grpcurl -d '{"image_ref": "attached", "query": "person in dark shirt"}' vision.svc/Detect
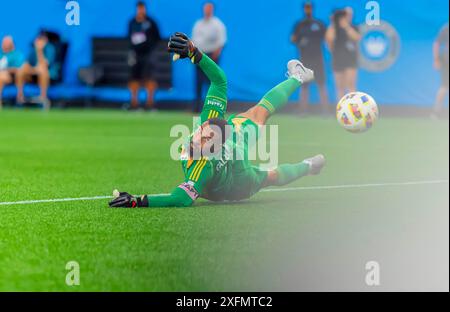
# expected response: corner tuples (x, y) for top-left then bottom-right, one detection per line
(432, 23), (449, 118)
(291, 1), (328, 114)
(128, 1), (161, 110)
(326, 8), (361, 101)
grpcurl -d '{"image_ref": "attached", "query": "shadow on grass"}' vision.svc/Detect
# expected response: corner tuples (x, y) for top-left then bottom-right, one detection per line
(194, 198), (282, 208)
(108, 197), (294, 210)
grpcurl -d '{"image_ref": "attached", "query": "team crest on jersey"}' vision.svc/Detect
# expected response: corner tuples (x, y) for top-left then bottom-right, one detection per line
(311, 23), (320, 32)
(215, 144), (231, 172)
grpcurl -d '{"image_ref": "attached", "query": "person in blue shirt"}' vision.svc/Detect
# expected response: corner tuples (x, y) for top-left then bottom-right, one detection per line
(15, 32), (58, 109)
(0, 36), (24, 108)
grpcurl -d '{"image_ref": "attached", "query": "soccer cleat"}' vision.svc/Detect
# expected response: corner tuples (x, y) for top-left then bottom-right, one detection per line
(41, 98), (51, 111)
(303, 154), (326, 175)
(286, 59), (314, 84)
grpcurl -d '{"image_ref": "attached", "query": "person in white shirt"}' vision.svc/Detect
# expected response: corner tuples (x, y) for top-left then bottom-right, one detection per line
(192, 2), (227, 112)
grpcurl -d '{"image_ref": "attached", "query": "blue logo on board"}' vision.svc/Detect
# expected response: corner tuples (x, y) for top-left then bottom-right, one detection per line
(358, 21), (400, 72)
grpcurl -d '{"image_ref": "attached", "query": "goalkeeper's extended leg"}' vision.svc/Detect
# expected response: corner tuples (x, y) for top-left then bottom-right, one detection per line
(239, 60), (314, 125)
(263, 154), (326, 188)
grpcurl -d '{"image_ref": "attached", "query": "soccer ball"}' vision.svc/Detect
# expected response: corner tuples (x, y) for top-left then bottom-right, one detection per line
(336, 92), (379, 133)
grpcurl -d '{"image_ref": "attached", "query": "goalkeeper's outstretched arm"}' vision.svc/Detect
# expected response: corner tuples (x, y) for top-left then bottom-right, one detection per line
(197, 54), (228, 122)
(109, 186), (195, 208)
(109, 160), (213, 208)
(168, 32), (227, 121)
(145, 187), (194, 207)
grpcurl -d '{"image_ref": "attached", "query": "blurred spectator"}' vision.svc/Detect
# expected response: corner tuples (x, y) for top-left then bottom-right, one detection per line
(326, 8), (361, 100)
(192, 2), (227, 112)
(127, 1), (161, 110)
(0, 36), (24, 108)
(291, 1), (328, 114)
(15, 31), (59, 109)
(431, 23), (449, 118)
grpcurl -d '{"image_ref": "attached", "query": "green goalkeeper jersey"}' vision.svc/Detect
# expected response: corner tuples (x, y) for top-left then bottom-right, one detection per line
(145, 54), (267, 207)
(179, 114), (266, 202)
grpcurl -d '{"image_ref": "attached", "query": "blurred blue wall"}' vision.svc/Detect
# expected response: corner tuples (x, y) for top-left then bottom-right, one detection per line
(0, 0), (448, 105)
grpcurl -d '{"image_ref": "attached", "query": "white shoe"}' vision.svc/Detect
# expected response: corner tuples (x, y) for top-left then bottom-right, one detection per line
(287, 60), (314, 84)
(42, 98), (51, 111)
(303, 154), (326, 175)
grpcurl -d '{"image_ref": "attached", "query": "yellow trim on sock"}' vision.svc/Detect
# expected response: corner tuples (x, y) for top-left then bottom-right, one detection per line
(258, 98), (275, 113)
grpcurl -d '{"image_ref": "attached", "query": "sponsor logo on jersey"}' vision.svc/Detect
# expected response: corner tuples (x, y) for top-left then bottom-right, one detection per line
(206, 99), (225, 110)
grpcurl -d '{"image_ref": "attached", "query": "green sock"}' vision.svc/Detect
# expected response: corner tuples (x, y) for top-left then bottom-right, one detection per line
(274, 162), (310, 186)
(257, 78), (301, 115)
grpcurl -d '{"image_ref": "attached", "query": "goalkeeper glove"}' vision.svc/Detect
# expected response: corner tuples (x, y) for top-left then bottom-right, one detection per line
(109, 190), (148, 208)
(167, 32), (203, 64)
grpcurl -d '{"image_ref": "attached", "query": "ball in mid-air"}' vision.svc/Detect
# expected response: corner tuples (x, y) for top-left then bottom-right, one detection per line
(336, 92), (378, 133)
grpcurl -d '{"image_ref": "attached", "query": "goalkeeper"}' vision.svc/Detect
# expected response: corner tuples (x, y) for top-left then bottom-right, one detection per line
(109, 32), (325, 208)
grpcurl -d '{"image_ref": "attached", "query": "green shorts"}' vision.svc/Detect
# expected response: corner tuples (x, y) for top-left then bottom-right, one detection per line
(227, 165), (268, 201)
(203, 115), (267, 202)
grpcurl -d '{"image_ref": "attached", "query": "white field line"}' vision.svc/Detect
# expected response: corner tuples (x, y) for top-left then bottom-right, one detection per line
(261, 179), (449, 192)
(0, 179), (447, 207)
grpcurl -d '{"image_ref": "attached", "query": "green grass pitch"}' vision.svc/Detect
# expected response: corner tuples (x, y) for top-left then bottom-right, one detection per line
(0, 109), (448, 291)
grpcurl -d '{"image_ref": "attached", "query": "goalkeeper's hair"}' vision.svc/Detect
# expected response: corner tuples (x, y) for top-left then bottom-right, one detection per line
(208, 118), (230, 145)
